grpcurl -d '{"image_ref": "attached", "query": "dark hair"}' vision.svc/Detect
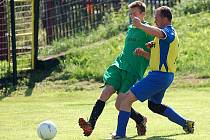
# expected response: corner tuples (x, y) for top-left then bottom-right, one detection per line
(157, 6), (172, 21)
(128, 1), (146, 13)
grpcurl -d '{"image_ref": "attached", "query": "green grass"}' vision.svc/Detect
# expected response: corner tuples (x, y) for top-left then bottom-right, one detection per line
(0, 52), (32, 78)
(0, 60), (10, 79)
(174, 12), (210, 77)
(46, 12), (210, 84)
(2, 3), (210, 82)
(16, 53), (32, 71)
(0, 2), (210, 140)
(174, 0), (210, 16)
(0, 84), (210, 140)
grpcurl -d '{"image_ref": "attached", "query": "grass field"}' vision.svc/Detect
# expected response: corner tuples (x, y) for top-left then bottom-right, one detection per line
(0, 80), (210, 140)
(0, 1), (210, 140)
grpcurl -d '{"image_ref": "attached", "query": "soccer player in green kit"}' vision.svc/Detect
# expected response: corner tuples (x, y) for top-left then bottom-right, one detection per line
(78, 1), (153, 136)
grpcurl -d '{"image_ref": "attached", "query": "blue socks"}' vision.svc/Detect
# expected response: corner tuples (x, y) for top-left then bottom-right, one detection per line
(116, 111), (131, 137)
(116, 106), (186, 137)
(163, 106), (186, 127)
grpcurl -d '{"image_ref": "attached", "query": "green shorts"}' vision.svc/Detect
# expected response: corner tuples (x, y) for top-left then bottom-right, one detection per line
(103, 65), (138, 93)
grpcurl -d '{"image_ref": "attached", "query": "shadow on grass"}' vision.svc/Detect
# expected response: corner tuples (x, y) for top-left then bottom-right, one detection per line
(146, 133), (186, 140)
(65, 103), (94, 106)
(103, 133), (186, 140)
(0, 58), (62, 100)
(0, 90), (14, 101)
(129, 133), (186, 140)
(24, 58), (61, 96)
(0, 80), (16, 101)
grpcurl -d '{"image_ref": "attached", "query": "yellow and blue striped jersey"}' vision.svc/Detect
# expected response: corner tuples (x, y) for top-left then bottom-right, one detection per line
(149, 25), (179, 73)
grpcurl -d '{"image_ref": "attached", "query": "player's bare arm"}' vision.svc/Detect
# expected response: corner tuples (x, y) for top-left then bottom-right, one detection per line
(133, 17), (165, 39)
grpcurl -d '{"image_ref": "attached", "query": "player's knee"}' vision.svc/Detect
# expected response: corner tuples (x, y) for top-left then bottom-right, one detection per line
(121, 93), (133, 106)
(99, 87), (115, 102)
(99, 93), (109, 102)
(115, 94), (126, 111)
(148, 101), (167, 115)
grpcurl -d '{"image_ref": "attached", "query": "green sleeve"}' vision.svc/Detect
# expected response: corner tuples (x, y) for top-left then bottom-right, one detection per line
(147, 33), (154, 42)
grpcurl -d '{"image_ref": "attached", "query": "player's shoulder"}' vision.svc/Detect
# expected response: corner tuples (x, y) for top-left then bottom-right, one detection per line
(162, 25), (177, 36)
(164, 25), (176, 32)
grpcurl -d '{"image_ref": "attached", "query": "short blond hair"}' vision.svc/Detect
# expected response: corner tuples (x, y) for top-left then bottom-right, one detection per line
(128, 1), (146, 13)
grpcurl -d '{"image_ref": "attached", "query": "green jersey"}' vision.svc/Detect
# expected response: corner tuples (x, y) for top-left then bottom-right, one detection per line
(113, 23), (154, 79)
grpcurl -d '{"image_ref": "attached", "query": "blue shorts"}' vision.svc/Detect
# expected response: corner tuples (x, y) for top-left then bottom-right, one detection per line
(130, 71), (174, 104)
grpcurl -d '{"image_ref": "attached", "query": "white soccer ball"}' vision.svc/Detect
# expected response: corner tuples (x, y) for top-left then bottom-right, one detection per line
(37, 120), (57, 140)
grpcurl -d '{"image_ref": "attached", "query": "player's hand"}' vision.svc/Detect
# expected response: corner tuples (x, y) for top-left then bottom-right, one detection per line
(132, 17), (141, 28)
(134, 48), (145, 56)
(146, 41), (154, 49)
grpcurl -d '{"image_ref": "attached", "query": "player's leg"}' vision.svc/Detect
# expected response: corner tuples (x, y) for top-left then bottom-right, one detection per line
(115, 70), (147, 136)
(115, 94), (147, 135)
(147, 72), (188, 128)
(79, 85), (115, 136)
(88, 85), (115, 128)
(148, 74), (194, 133)
(148, 99), (186, 126)
(115, 94), (145, 124)
(114, 71), (160, 138)
(79, 65), (120, 136)
(88, 65), (122, 128)
(114, 91), (137, 138)
(148, 100), (194, 133)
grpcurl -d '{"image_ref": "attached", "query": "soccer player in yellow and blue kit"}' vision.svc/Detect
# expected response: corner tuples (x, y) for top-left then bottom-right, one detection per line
(112, 6), (195, 139)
